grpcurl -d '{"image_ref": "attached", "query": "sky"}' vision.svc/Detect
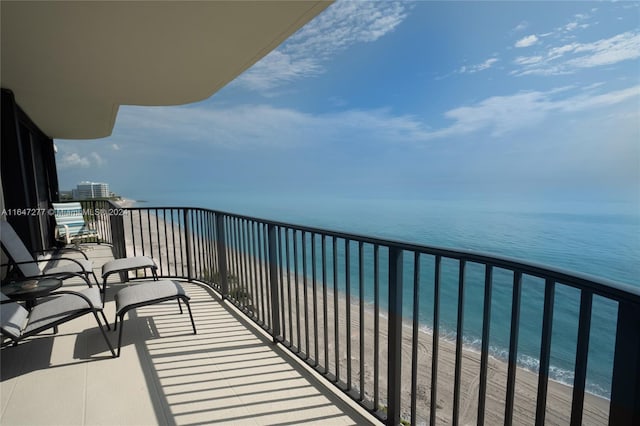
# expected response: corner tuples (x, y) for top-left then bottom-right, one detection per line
(56, 1), (640, 208)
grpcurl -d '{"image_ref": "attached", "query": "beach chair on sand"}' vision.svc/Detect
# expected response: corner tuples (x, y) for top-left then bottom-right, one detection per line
(52, 202), (100, 245)
(0, 220), (99, 287)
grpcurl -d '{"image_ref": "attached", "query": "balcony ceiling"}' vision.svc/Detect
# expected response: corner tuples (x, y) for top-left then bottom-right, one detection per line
(0, 1), (331, 139)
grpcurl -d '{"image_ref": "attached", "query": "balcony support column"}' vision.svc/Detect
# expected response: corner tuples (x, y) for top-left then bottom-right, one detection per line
(609, 300), (640, 425)
(387, 246), (403, 426)
(267, 224), (281, 344)
(215, 214), (229, 299)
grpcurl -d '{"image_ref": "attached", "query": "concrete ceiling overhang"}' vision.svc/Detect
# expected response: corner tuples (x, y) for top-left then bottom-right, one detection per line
(1, 1), (331, 139)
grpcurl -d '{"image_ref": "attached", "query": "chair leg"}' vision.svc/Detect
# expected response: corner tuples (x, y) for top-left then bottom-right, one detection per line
(117, 314), (125, 358)
(101, 279), (108, 304)
(183, 297), (197, 335)
(91, 271), (100, 286)
(92, 310), (116, 358)
(177, 298), (183, 314)
(99, 310), (110, 331)
(81, 274), (92, 287)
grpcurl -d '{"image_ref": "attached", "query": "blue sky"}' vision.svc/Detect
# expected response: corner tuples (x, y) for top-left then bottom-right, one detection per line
(56, 1), (639, 207)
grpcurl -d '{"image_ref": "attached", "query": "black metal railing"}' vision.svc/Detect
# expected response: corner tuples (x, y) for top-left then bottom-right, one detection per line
(85, 201), (640, 425)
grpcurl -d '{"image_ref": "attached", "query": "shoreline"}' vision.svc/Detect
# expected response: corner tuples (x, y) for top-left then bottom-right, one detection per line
(283, 277), (610, 424)
(113, 197), (137, 208)
(121, 207), (610, 424)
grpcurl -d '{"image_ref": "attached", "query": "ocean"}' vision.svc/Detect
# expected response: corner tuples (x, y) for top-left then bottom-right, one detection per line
(129, 189), (639, 398)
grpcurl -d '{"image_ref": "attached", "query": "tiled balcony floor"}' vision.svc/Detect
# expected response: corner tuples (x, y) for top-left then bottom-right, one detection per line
(1, 245), (375, 425)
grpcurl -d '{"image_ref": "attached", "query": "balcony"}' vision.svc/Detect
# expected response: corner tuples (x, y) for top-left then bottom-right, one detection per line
(2, 200), (639, 425)
(0, 244), (374, 425)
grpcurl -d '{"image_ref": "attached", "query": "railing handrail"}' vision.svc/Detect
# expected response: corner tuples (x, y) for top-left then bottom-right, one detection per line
(117, 204), (640, 303)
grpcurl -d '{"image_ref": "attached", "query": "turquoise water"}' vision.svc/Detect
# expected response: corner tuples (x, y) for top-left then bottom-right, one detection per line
(132, 189), (639, 398)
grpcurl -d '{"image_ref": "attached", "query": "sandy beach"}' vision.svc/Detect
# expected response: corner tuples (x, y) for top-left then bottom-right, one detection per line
(119, 208), (610, 425)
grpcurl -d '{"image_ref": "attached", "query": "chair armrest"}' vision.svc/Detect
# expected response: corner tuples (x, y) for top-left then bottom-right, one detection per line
(35, 247), (90, 260)
(1, 259), (92, 286)
(7, 257), (88, 271)
(46, 289), (101, 309)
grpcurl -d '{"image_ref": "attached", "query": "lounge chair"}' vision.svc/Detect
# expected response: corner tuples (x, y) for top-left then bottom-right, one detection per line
(52, 202), (100, 245)
(113, 280), (196, 357)
(0, 220), (99, 287)
(0, 289), (116, 357)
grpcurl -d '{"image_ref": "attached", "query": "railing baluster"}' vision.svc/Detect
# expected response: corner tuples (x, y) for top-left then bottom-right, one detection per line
(302, 232), (310, 358)
(215, 213), (228, 298)
(359, 241), (365, 401)
(278, 227), (286, 342)
(453, 259), (466, 425)
(178, 210), (186, 278)
(374, 244), (380, 412)
(263, 223), (271, 328)
(250, 221), (259, 318)
(241, 220), (250, 306)
(170, 210), (178, 277)
(321, 234), (327, 369)
(387, 246), (403, 426)
(199, 211), (205, 280)
(155, 208), (162, 274)
(205, 211), (213, 284)
(333, 237), (340, 383)
(286, 229), (293, 347)
(410, 252), (421, 426)
(234, 219), (241, 299)
(183, 209), (192, 282)
(570, 290), (593, 426)
(147, 210), (153, 276)
(267, 224), (280, 343)
(609, 300), (640, 425)
(138, 209), (144, 256)
(312, 233), (319, 366)
(430, 255), (441, 426)
(345, 239), (352, 390)
(162, 209), (169, 276)
(294, 230), (301, 352)
(504, 271), (523, 426)
(535, 279), (555, 426)
(478, 265), (493, 425)
(130, 210), (137, 258)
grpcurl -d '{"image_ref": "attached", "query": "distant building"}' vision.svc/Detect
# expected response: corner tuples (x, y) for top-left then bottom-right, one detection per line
(72, 181), (109, 200)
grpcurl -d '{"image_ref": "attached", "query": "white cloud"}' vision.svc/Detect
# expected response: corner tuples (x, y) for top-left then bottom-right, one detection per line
(236, 0), (408, 92)
(556, 85), (640, 112)
(459, 57), (499, 74)
(115, 85), (639, 149)
(428, 85), (640, 139)
(58, 151), (105, 169)
(513, 21), (528, 32)
(58, 153), (91, 169)
(90, 152), (105, 166)
(568, 32), (640, 67)
(515, 35), (539, 48)
(514, 56), (544, 66)
(117, 104), (429, 150)
(513, 31), (640, 76)
(565, 22), (579, 31)
(111, 144), (120, 150)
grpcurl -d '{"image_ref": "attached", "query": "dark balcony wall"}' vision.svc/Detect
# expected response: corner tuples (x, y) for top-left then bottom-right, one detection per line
(1, 89), (59, 252)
